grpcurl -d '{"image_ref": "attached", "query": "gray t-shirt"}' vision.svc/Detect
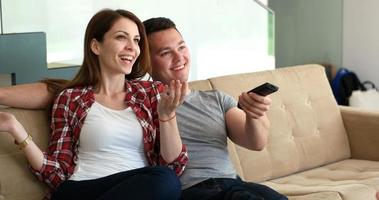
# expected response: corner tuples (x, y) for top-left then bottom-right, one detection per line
(177, 90), (238, 189)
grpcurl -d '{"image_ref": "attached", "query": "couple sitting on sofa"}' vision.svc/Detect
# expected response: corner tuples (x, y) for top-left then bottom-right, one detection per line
(0, 8), (287, 200)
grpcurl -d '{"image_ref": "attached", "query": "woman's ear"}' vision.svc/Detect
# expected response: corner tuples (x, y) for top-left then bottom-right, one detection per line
(90, 39), (100, 55)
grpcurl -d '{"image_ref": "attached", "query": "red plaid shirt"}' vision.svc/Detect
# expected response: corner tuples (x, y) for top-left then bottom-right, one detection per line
(31, 80), (188, 191)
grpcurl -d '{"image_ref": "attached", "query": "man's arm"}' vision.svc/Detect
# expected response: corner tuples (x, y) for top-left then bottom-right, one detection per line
(225, 92), (271, 151)
(0, 82), (53, 109)
(225, 108), (269, 150)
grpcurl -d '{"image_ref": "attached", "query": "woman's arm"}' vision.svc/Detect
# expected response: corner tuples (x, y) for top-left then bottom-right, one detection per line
(157, 80), (186, 162)
(31, 89), (77, 188)
(0, 112), (44, 170)
(0, 82), (53, 109)
(151, 80), (188, 176)
(0, 89), (78, 188)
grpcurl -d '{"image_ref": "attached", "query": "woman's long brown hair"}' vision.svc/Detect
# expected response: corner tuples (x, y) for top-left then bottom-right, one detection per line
(44, 9), (151, 98)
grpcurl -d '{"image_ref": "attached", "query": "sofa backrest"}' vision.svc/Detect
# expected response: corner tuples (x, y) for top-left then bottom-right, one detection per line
(204, 64), (351, 182)
(0, 64), (351, 199)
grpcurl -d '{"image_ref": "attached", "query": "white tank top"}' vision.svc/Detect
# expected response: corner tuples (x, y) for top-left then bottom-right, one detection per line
(69, 101), (148, 181)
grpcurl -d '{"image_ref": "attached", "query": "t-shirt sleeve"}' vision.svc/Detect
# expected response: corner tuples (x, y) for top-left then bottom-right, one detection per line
(218, 90), (238, 112)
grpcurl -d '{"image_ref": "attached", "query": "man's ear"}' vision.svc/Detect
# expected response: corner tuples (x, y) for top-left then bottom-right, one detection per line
(90, 39), (100, 55)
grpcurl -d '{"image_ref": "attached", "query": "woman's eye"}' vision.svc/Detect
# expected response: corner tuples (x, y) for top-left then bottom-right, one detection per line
(160, 52), (169, 57)
(134, 38), (140, 43)
(116, 35), (126, 40)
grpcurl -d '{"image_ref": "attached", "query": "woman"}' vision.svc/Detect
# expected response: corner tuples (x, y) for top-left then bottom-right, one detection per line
(0, 9), (188, 200)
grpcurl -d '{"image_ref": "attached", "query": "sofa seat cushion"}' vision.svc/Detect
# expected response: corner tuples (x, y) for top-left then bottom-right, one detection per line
(0, 153), (46, 200)
(262, 159), (379, 200)
(287, 191), (342, 200)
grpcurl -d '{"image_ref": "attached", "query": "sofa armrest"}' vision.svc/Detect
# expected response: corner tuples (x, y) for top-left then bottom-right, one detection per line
(340, 106), (379, 161)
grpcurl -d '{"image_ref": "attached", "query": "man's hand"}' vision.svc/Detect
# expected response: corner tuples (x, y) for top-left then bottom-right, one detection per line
(226, 92), (272, 151)
(238, 92), (272, 119)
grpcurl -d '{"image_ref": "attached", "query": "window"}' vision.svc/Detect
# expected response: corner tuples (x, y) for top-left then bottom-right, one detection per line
(1, 0), (274, 80)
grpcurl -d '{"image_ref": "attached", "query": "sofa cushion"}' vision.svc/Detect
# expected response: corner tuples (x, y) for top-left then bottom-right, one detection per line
(263, 159), (379, 200)
(287, 191), (342, 200)
(188, 79), (213, 91)
(208, 65), (351, 182)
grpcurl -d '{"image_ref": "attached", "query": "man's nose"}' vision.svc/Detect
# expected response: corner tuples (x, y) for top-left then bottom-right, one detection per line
(173, 51), (184, 63)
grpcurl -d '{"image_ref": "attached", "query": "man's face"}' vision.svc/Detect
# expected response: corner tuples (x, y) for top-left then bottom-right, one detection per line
(148, 28), (190, 84)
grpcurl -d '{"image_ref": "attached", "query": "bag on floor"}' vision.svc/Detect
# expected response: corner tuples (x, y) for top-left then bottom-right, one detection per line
(331, 68), (365, 105)
(349, 81), (379, 111)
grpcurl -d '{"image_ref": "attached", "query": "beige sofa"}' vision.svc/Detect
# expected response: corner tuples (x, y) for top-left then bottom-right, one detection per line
(1, 64), (379, 200)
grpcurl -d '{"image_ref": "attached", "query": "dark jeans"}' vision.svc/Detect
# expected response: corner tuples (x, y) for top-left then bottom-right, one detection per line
(51, 166), (181, 200)
(181, 177), (288, 200)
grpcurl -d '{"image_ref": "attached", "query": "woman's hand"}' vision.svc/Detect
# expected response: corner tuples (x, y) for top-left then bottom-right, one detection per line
(0, 112), (19, 134)
(157, 80), (187, 120)
(157, 80), (187, 164)
(0, 112), (29, 141)
(0, 111), (44, 171)
(238, 92), (272, 119)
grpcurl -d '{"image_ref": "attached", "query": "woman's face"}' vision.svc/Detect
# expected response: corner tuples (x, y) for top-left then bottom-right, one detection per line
(91, 17), (141, 76)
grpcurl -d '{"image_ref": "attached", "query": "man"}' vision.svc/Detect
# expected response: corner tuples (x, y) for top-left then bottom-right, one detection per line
(143, 17), (286, 200)
(0, 17), (287, 200)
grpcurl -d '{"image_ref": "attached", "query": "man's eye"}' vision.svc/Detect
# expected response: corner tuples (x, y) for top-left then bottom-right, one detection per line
(179, 45), (186, 50)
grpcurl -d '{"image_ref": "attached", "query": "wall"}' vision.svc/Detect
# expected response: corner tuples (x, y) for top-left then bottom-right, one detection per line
(268, 0), (343, 69)
(0, 32), (78, 84)
(343, 0), (379, 87)
(0, 74), (11, 87)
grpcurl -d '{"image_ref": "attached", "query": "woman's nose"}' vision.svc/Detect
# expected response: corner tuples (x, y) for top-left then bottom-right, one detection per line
(125, 39), (138, 51)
